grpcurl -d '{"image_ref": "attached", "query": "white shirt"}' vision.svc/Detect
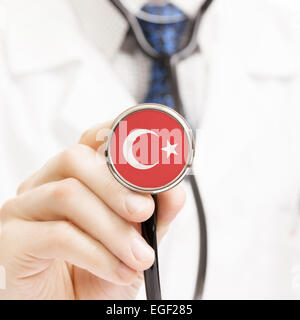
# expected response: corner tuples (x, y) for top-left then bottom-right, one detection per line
(1, 0), (300, 299)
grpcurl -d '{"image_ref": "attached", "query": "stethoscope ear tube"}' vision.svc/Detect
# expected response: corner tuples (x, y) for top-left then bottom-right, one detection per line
(141, 195), (161, 300)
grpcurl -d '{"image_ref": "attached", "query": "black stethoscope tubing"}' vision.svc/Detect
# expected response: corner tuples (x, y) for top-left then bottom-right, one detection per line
(110, 0), (214, 300)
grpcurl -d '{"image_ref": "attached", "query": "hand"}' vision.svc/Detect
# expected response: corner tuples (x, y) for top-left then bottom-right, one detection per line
(0, 123), (186, 300)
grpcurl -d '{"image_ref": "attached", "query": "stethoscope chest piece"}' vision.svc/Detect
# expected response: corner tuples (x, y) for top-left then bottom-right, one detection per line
(105, 103), (194, 195)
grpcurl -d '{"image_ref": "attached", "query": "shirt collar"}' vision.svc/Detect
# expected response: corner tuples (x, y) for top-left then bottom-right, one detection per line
(3, 0), (204, 75)
(72, 0), (204, 59)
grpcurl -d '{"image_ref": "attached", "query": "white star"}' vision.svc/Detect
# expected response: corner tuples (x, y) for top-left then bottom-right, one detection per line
(161, 140), (178, 158)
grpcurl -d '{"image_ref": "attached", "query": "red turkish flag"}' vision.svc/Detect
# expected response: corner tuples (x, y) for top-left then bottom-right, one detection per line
(108, 108), (192, 191)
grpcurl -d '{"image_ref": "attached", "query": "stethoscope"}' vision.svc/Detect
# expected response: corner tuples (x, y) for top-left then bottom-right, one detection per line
(109, 0), (215, 300)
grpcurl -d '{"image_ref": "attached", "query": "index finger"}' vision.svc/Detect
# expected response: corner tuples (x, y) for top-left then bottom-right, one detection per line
(79, 121), (113, 150)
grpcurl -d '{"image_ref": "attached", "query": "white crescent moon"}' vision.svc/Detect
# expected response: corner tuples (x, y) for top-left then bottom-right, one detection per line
(123, 129), (158, 170)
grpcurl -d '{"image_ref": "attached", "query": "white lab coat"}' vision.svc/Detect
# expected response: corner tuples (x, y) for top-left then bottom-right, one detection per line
(1, 0), (300, 299)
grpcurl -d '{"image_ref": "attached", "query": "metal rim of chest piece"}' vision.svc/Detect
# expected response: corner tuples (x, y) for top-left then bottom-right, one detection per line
(105, 103), (195, 194)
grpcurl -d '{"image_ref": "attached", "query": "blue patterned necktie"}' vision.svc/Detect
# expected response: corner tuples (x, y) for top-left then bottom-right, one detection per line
(138, 3), (188, 108)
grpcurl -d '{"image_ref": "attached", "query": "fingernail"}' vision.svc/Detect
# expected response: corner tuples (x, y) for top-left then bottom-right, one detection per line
(131, 237), (154, 263)
(117, 262), (136, 282)
(126, 194), (153, 216)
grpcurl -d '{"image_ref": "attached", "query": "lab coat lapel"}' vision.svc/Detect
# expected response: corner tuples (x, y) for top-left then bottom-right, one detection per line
(4, 0), (83, 75)
(199, 0), (300, 78)
(3, 0), (136, 140)
(193, 0), (300, 184)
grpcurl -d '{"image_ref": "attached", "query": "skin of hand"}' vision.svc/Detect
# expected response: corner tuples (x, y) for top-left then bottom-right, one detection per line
(0, 122), (186, 300)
